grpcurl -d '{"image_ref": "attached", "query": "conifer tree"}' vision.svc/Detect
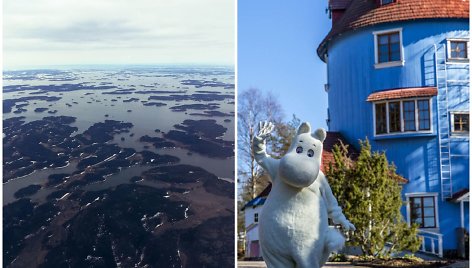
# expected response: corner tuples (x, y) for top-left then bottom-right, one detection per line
(326, 140), (421, 257)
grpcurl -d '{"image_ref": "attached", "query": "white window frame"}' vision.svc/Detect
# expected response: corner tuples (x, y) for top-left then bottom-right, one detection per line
(405, 192), (439, 230)
(446, 38), (469, 63)
(373, 98), (433, 137)
(450, 111), (469, 135)
(373, 28), (404, 69)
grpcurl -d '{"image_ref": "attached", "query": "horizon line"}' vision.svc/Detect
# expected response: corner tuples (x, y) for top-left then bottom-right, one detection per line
(3, 63), (235, 71)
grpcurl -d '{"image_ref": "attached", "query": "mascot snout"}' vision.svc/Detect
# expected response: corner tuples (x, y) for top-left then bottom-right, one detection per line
(279, 153), (319, 188)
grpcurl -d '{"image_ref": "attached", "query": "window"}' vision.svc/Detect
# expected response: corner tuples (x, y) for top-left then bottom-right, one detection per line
(418, 100), (431, 131)
(380, 0), (395, 4)
(451, 113), (469, 133)
(389, 102), (401, 132)
(254, 213), (259, 223)
(374, 99), (432, 135)
(378, 32), (401, 63)
(373, 28), (403, 68)
(403, 101), (416, 131)
(409, 196), (437, 228)
(375, 103), (387, 134)
(451, 41), (467, 58)
(373, 29), (403, 68)
(447, 39), (469, 62)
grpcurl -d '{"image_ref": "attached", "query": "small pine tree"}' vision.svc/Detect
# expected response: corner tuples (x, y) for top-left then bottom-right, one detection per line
(326, 139), (421, 257)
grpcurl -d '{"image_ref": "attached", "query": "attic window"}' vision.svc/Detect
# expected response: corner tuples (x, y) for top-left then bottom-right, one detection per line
(380, 0), (395, 5)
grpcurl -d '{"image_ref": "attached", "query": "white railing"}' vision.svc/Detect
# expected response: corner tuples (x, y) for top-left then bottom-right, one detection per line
(417, 230), (443, 257)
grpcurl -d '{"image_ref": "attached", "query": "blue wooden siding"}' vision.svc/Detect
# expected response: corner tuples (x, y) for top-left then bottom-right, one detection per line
(326, 19), (469, 250)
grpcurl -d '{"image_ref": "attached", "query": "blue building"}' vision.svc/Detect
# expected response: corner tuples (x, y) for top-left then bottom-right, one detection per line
(318, 0), (469, 257)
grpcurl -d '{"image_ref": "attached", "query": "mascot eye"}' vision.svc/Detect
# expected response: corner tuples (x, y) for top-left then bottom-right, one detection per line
(296, 146), (303, 154)
(307, 149), (314, 157)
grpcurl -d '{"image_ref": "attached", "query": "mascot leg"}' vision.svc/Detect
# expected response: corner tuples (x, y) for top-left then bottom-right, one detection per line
(321, 226), (346, 266)
(292, 246), (322, 268)
(261, 244), (295, 268)
(326, 226), (345, 252)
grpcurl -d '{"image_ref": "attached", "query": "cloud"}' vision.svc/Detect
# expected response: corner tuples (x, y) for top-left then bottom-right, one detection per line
(15, 20), (146, 43)
(3, 0), (235, 67)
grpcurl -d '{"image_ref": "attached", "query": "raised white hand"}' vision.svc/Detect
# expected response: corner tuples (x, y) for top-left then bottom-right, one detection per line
(253, 121), (274, 155)
(256, 121), (275, 140)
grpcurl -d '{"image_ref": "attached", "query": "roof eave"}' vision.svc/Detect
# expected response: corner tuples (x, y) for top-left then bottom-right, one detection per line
(317, 39), (329, 62)
(316, 16), (469, 64)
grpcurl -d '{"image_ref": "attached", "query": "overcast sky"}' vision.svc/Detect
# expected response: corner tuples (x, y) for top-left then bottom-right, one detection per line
(3, 0), (234, 69)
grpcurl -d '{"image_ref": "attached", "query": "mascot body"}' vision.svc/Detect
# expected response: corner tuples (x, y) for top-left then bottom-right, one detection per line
(253, 122), (355, 268)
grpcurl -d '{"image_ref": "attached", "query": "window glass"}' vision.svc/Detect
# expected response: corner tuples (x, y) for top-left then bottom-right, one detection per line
(409, 196), (436, 228)
(379, 35), (389, 45)
(413, 217), (423, 225)
(379, 53), (389, 63)
(423, 197), (434, 207)
(450, 41), (467, 59)
(423, 207), (435, 217)
(390, 51), (401, 62)
(412, 198), (422, 206)
(381, 0), (395, 4)
(453, 113), (469, 133)
(389, 102), (401, 132)
(375, 103), (387, 134)
(403, 101), (416, 131)
(390, 33), (400, 43)
(377, 32), (401, 63)
(417, 100), (430, 130)
(424, 218), (436, 228)
(254, 213), (259, 223)
(412, 207), (422, 218)
(374, 99), (432, 135)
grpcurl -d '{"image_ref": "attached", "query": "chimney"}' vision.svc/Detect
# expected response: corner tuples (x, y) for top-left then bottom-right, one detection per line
(329, 0), (351, 25)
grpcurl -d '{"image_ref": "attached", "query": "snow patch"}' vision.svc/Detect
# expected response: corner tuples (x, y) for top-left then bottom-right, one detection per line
(58, 192), (70, 200)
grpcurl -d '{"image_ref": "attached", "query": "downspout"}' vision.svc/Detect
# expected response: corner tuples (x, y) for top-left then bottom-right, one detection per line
(324, 53), (331, 130)
(460, 200), (464, 229)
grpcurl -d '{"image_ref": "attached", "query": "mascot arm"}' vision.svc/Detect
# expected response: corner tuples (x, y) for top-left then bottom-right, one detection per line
(320, 174), (356, 231)
(253, 133), (279, 180)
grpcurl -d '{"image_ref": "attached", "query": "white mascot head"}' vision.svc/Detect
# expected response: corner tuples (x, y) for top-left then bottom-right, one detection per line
(279, 122), (326, 188)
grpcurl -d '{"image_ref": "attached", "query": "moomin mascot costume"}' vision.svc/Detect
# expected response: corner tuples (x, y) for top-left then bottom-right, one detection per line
(253, 121), (355, 268)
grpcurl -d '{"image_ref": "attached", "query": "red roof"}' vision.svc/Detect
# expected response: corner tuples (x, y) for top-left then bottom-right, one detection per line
(366, 87), (438, 102)
(321, 132), (358, 172)
(318, 0), (470, 60)
(323, 132), (408, 183)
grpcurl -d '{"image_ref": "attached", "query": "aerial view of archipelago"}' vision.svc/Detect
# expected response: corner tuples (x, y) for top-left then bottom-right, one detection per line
(3, 66), (235, 267)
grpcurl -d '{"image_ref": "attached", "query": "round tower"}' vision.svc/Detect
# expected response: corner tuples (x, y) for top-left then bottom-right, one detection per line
(317, 0), (469, 256)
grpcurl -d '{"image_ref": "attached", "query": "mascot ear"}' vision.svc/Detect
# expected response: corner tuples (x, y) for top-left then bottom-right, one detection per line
(297, 122), (311, 135)
(313, 128), (326, 142)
